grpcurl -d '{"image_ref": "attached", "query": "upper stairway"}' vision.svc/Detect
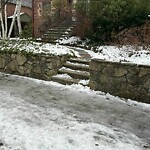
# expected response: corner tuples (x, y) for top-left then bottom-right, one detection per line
(42, 21), (77, 43)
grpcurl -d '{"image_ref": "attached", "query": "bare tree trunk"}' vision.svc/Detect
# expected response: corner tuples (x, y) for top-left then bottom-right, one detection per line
(0, 13), (5, 38)
(0, 0), (22, 39)
(4, 4), (7, 39)
(0, 0), (4, 38)
(8, 0), (18, 38)
(17, 0), (22, 36)
(0, 0), (2, 38)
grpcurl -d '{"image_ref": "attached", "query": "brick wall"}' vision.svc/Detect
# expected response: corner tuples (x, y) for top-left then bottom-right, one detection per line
(7, 3), (32, 18)
(33, 0), (52, 38)
(32, 0), (74, 38)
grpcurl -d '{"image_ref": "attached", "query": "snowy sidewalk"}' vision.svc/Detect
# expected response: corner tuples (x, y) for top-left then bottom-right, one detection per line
(0, 73), (150, 150)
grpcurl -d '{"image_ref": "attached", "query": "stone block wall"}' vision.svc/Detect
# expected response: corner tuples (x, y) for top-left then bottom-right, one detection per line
(0, 52), (68, 81)
(89, 59), (150, 103)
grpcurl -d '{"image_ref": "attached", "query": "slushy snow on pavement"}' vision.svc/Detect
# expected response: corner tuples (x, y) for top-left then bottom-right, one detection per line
(0, 73), (149, 150)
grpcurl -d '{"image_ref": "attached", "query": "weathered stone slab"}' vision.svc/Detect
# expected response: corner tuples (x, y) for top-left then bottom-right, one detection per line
(16, 54), (27, 65)
(114, 68), (127, 77)
(6, 59), (18, 71)
(138, 68), (150, 77)
(47, 62), (53, 69)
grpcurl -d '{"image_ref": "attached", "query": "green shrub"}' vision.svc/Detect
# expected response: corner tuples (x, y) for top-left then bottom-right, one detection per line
(75, 0), (150, 43)
(20, 23), (32, 39)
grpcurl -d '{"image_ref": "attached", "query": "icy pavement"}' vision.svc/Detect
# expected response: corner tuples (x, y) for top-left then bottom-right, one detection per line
(0, 73), (150, 150)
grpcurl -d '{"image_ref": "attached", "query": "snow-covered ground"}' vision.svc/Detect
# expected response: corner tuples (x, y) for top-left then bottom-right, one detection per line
(0, 92), (144, 150)
(56, 36), (150, 66)
(0, 73), (149, 150)
(0, 39), (79, 57)
(57, 36), (81, 45)
(91, 46), (150, 66)
(1, 38), (150, 65)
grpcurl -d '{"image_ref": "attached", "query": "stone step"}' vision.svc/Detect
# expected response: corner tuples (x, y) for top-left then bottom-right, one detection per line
(52, 26), (73, 29)
(42, 35), (70, 42)
(47, 30), (71, 34)
(43, 34), (69, 39)
(43, 28), (72, 41)
(44, 32), (69, 36)
(64, 62), (89, 72)
(68, 58), (90, 65)
(42, 20), (77, 42)
(48, 27), (72, 32)
(44, 35), (70, 40)
(51, 76), (79, 85)
(58, 68), (89, 80)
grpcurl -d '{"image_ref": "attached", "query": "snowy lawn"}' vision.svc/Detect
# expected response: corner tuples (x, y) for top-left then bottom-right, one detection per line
(0, 39), (79, 57)
(56, 36), (150, 66)
(91, 46), (150, 66)
(68, 45), (150, 66)
(0, 73), (150, 150)
(1, 38), (149, 66)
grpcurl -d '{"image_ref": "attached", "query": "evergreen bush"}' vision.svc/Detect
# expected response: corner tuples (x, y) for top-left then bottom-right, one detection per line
(75, 0), (150, 43)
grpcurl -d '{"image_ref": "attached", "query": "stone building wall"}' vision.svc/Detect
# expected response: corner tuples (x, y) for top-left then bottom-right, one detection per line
(89, 59), (150, 104)
(0, 52), (68, 81)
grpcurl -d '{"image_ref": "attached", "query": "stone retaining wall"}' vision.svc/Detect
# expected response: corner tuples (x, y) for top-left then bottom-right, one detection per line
(89, 59), (150, 103)
(0, 52), (69, 81)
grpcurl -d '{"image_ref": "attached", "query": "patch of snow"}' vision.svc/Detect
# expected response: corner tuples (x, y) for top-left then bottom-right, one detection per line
(126, 99), (150, 110)
(53, 74), (72, 79)
(66, 61), (89, 67)
(90, 46), (150, 66)
(38, 44), (75, 56)
(79, 80), (89, 86)
(0, 40), (79, 57)
(58, 36), (81, 45)
(60, 67), (89, 74)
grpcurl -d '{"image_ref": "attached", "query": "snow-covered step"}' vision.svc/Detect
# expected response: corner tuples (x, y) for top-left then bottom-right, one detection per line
(51, 74), (89, 86)
(58, 68), (89, 80)
(68, 58), (90, 65)
(48, 28), (72, 33)
(63, 62), (89, 72)
(46, 31), (71, 35)
(51, 55), (90, 86)
(51, 76), (79, 85)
